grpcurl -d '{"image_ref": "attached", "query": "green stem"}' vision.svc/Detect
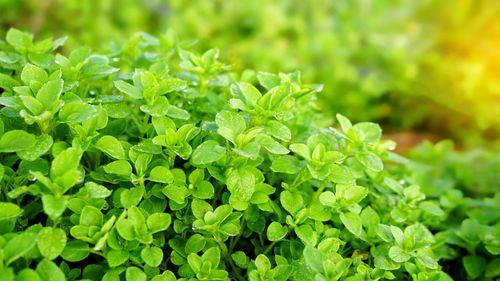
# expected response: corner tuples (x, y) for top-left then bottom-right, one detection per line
(90, 250), (106, 258)
(215, 238), (245, 281)
(290, 169), (312, 189)
(262, 241), (278, 256)
(229, 214), (246, 252)
(309, 180), (329, 207)
(142, 113), (150, 134)
(130, 114), (143, 134)
(168, 151), (176, 168)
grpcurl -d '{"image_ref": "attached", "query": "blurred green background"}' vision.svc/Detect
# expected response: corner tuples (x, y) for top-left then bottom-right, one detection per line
(0, 0), (499, 148)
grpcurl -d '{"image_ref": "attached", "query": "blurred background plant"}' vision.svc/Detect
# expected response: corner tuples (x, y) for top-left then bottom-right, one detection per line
(0, 0), (499, 147)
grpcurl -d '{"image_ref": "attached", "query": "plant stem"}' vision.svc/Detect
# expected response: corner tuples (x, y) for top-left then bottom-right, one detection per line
(229, 214), (246, 252)
(215, 238), (245, 281)
(262, 241), (277, 256)
(142, 113), (150, 134)
(309, 180), (329, 207)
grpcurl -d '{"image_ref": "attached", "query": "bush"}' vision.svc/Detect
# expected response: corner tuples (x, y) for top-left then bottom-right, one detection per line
(3, 0), (499, 143)
(0, 29), (499, 281)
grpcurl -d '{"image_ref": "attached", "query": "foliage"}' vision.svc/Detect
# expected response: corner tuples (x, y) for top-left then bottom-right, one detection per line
(0, 29), (499, 281)
(1, 0), (499, 143)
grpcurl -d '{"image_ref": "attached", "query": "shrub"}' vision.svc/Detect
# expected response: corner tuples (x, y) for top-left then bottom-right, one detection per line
(0, 29), (498, 281)
(3, 0), (499, 143)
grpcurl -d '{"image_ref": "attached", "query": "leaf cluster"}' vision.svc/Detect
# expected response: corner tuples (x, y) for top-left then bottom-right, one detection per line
(0, 29), (499, 281)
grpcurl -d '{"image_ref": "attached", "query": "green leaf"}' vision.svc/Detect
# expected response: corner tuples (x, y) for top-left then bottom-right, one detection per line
(42, 194), (69, 220)
(280, 190), (303, 215)
(149, 166), (174, 183)
(290, 143), (310, 161)
(6, 28), (33, 49)
(352, 122), (382, 143)
(14, 268), (42, 281)
(264, 120), (292, 142)
(126, 267), (147, 281)
(147, 213), (171, 233)
(356, 151), (383, 172)
(36, 79), (63, 109)
(256, 134), (289, 155)
(61, 240), (90, 262)
(295, 225), (317, 247)
(59, 102), (97, 122)
(388, 246), (410, 263)
(104, 160), (132, 176)
(141, 246), (163, 267)
(158, 77), (187, 94)
(0, 202), (23, 220)
(375, 224), (394, 242)
(187, 253), (202, 273)
(80, 205), (103, 226)
(4, 232), (37, 265)
(191, 140), (225, 165)
(140, 97), (170, 117)
(95, 135), (126, 160)
(193, 180), (214, 199)
(36, 259), (66, 281)
(340, 212), (362, 237)
(166, 105), (190, 120)
(0, 73), (21, 90)
(419, 201), (445, 216)
(328, 164), (355, 184)
(69, 46), (91, 65)
(17, 134), (53, 161)
(107, 249), (129, 267)
(21, 63), (48, 84)
(83, 182), (112, 198)
(390, 226), (404, 246)
(191, 199), (213, 220)
(116, 219), (136, 240)
(303, 246), (323, 273)
(237, 82), (262, 105)
(342, 185), (368, 205)
(256, 72), (280, 90)
(231, 251), (250, 269)
(162, 184), (187, 204)
(383, 177), (404, 195)
(318, 191), (336, 207)
(463, 255), (486, 279)
(216, 110), (246, 142)
(336, 113), (353, 133)
(416, 254), (438, 269)
(0, 130), (37, 153)
(102, 268), (126, 281)
(114, 80), (143, 99)
(226, 167), (255, 201)
(485, 258), (500, 278)
(267, 84), (291, 110)
(121, 187), (144, 208)
(50, 147), (81, 179)
(185, 234), (206, 253)
(267, 222), (288, 241)
(37, 227), (67, 260)
(271, 155), (302, 174)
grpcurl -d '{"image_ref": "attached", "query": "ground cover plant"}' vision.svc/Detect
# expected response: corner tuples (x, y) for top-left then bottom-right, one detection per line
(2, 0), (499, 144)
(0, 29), (499, 281)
